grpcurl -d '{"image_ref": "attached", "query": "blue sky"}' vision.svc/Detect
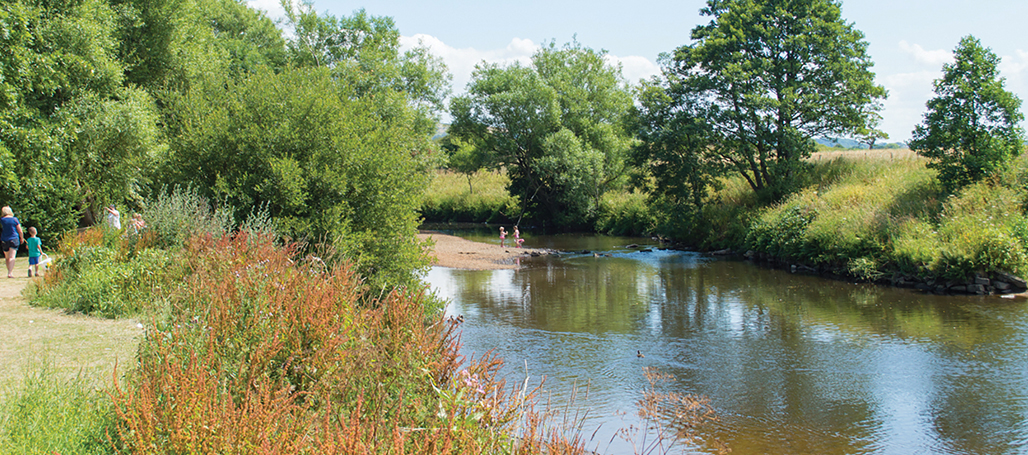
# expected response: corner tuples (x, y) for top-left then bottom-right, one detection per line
(248, 0), (1028, 142)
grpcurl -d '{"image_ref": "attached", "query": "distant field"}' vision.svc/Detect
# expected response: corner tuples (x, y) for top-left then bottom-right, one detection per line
(810, 148), (918, 161)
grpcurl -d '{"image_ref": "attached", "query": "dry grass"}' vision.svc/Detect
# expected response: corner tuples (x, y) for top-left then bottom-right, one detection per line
(809, 148), (918, 162)
(0, 256), (141, 390)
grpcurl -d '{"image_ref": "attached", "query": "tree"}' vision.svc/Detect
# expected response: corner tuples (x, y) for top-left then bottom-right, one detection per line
(909, 35), (1025, 191)
(651, 0), (887, 201)
(283, 2), (450, 128)
(442, 135), (490, 194)
(630, 79), (719, 238)
(162, 67), (432, 291)
(0, 0), (160, 237)
(449, 40), (634, 228)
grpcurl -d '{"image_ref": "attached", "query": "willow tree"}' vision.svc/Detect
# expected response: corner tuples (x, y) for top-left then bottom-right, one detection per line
(449, 41), (634, 228)
(644, 0), (887, 202)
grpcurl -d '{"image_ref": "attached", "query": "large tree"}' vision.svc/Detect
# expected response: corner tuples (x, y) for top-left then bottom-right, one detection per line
(161, 4), (450, 290)
(449, 40), (635, 227)
(644, 0), (887, 201)
(283, 2), (450, 131)
(909, 35), (1024, 192)
(0, 0), (164, 236)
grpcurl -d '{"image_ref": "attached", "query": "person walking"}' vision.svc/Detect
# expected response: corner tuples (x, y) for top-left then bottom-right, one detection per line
(26, 227), (41, 277)
(1, 206), (25, 278)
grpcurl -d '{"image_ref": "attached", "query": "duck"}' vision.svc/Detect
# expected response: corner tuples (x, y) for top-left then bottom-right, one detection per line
(636, 350), (644, 358)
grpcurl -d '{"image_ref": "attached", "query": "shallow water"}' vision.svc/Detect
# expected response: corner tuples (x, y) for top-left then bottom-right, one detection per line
(424, 231), (1028, 454)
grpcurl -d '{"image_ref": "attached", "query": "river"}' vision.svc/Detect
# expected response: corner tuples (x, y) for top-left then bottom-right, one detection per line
(424, 230), (1028, 454)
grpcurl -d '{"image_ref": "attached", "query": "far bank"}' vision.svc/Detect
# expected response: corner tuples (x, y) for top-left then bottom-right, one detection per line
(422, 152), (1028, 296)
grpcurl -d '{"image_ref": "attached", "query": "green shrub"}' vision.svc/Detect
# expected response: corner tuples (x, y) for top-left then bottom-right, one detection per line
(595, 189), (653, 236)
(144, 186), (234, 249)
(891, 219), (941, 275)
(746, 195), (818, 260)
(931, 184), (1028, 277)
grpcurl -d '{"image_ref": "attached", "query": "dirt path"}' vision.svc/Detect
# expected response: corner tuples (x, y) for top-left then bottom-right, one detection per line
(0, 257), (142, 388)
(417, 231), (549, 270)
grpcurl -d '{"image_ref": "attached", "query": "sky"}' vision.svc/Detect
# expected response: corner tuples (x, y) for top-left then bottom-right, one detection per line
(247, 0), (1028, 143)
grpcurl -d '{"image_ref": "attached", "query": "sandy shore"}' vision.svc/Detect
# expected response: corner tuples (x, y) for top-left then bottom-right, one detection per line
(417, 230), (548, 270)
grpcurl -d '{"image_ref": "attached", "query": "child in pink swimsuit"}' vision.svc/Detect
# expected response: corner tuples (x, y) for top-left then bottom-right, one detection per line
(514, 226), (524, 248)
(499, 226), (507, 247)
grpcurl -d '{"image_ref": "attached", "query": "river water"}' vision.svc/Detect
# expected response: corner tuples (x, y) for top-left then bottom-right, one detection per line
(424, 230), (1028, 454)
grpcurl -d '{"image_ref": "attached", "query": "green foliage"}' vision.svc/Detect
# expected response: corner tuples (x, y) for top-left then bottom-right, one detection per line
(162, 67), (431, 290)
(442, 135), (492, 193)
(630, 79), (720, 236)
(746, 199), (818, 261)
(930, 183), (1028, 278)
(421, 171), (518, 223)
(59, 88), (167, 217)
(142, 186), (233, 249)
(708, 154), (1028, 283)
(647, 0), (887, 202)
(910, 35), (1025, 192)
(0, 0), (143, 240)
(450, 40), (635, 228)
(594, 189), (654, 236)
(0, 361), (116, 455)
(283, 3), (450, 123)
(33, 233), (179, 318)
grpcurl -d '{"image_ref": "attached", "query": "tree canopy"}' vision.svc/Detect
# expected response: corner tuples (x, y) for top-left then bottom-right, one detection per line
(639, 0), (887, 203)
(449, 40), (634, 228)
(0, 0), (449, 290)
(910, 35), (1025, 191)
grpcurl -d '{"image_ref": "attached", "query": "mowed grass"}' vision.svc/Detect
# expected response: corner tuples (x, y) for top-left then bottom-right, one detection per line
(0, 257), (140, 455)
(0, 256), (141, 389)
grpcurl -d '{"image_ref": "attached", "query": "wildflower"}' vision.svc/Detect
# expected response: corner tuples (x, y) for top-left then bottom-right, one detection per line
(460, 370), (485, 394)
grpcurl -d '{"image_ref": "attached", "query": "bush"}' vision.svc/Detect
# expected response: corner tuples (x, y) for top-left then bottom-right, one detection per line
(143, 186), (234, 249)
(32, 234), (179, 318)
(594, 189), (653, 236)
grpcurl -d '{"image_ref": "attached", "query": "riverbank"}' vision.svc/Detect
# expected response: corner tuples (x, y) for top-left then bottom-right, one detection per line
(417, 230), (549, 270)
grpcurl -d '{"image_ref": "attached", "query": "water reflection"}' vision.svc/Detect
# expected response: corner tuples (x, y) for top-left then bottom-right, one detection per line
(426, 234), (1028, 454)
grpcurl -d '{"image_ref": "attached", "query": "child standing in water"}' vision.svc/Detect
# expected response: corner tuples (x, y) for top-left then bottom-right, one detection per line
(499, 226), (507, 247)
(514, 226), (525, 248)
(26, 227), (41, 277)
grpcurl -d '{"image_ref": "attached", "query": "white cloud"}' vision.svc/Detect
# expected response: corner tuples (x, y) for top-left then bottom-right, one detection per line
(999, 49), (1028, 98)
(400, 34), (539, 93)
(898, 41), (953, 68)
(604, 55), (661, 84)
(402, 34), (661, 97)
(247, 0), (286, 21)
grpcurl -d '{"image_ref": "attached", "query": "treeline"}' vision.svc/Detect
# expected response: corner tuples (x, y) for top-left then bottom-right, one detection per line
(436, 1), (1028, 285)
(1, 0), (449, 289)
(5, 0), (1027, 287)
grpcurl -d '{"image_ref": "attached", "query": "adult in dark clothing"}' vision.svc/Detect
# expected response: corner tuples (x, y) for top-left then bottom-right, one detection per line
(1, 206), (25, 278)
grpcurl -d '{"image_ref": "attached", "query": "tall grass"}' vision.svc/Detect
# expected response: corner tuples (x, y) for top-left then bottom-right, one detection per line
(0, 359), (116, 455)
(422, 170), (519, 223)
(110, 232), (587, 453)
(692, 152), (1028, 284)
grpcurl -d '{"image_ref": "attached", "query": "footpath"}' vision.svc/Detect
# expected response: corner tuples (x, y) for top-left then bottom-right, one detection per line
(0, 256), (141, 388)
